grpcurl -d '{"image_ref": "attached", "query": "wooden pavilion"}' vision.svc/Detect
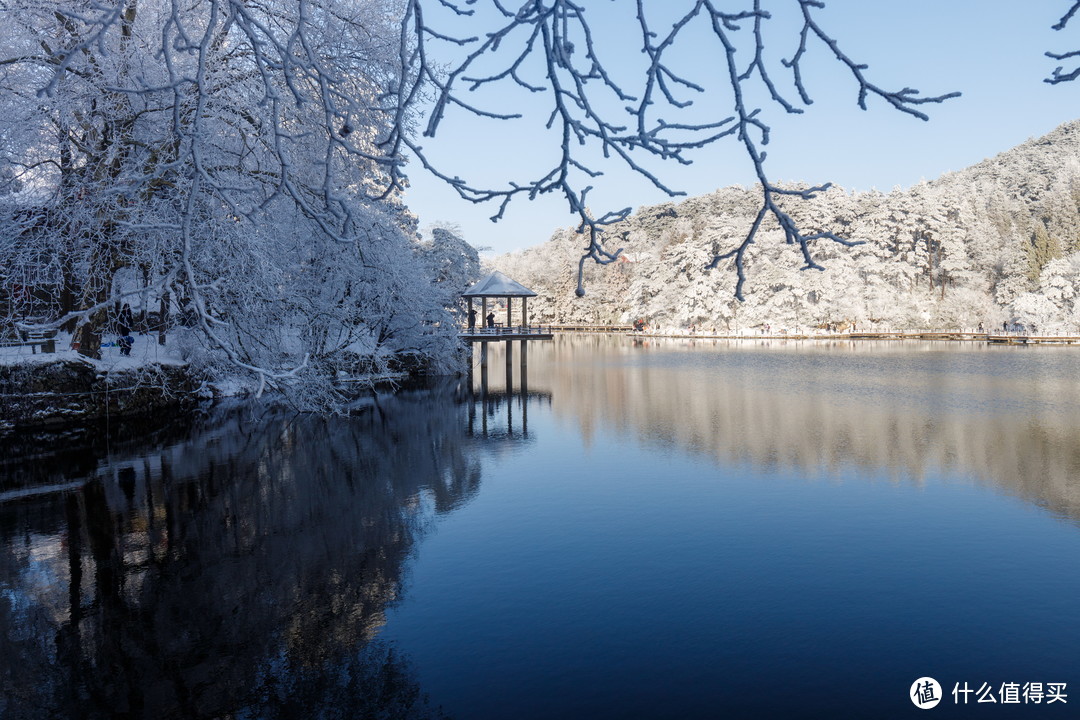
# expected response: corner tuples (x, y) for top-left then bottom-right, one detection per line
(461, 271), (552, 398)
(460, 271), (552, 341)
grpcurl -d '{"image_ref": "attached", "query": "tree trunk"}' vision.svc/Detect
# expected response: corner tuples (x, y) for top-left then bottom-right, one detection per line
(75, 242), (116, 359)
(60, 258), (79, 333)
(158, 291), (169, 345)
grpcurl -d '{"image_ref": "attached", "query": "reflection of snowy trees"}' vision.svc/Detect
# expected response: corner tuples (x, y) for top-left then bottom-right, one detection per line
(0, 385), (476, 718)
(513, 335), (1080, 523)
(496, 121), (1080, 333)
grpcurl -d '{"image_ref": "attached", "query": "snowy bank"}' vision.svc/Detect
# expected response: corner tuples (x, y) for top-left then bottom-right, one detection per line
(0, 356), (203, 434)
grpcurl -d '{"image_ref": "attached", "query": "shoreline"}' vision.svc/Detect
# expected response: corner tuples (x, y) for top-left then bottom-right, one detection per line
(0, 359), (205, 436)
(5, 326), (1076, 435)
(0, 349), (451, 437)
(542, 326), (1080, 345)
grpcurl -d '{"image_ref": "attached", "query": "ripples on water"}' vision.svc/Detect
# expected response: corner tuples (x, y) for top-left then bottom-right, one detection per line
(2, 337), (1079, 718)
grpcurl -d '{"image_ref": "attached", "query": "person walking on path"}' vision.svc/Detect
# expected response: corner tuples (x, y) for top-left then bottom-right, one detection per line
(116, 303), (135, 356)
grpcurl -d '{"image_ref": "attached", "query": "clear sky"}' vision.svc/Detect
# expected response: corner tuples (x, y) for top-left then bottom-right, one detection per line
(402, 1), (1079, 255)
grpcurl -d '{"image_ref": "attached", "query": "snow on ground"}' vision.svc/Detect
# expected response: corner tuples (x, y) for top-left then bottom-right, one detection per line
(0, 330), (262, 401)
(0, 331), (188, 371)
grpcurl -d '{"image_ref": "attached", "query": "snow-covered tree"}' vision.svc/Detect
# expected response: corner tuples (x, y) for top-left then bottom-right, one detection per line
(418, 225), (481, 303)
(490, 120), (1080, 335)
(1012, 252), (1080, 333)
(0, 0), (461, 404)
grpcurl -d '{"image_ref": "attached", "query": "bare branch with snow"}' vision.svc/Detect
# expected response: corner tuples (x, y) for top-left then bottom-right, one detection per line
(395, 0), (959, 298)
(1047, 0), (1080, 83)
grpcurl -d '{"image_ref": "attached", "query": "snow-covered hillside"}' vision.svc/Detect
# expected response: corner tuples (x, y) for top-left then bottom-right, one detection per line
(493, 121), (1080, 334)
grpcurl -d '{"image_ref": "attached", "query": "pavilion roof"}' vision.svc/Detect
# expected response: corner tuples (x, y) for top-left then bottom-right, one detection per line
(462, 270), (537, 298)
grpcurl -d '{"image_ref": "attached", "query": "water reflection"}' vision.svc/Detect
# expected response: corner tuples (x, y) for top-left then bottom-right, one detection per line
(467, 339), (551, 444)
(0, 382), (480, 719)
(5, 338), (1080, 718)
(483, 335), (1080, 525)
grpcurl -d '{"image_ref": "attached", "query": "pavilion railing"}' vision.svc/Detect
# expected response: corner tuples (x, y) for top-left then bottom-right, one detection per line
(462, 324), (552, 336)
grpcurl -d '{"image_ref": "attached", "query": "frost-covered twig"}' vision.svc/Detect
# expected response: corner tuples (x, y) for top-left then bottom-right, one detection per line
(1046, 0), (1080, 83)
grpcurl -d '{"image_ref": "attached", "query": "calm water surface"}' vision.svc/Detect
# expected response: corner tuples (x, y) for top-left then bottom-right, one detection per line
(2, 337), (1080, 719)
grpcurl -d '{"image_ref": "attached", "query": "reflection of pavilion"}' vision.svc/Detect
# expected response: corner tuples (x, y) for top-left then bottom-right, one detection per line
(467, 386), (552, 440)
(465, 339), (552, 440)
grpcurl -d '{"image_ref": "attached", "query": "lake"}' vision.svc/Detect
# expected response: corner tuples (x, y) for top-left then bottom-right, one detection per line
(2, 336), (1079, 718)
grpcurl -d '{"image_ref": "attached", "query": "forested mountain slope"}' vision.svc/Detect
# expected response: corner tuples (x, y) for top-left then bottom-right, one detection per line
(493, 120), (1080, 333)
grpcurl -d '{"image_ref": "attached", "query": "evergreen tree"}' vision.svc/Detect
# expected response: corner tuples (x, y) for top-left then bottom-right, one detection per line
(1028, 224), (1063, 283)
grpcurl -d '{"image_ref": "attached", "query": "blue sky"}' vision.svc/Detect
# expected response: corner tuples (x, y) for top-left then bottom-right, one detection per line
(403, 1), (1079, 255)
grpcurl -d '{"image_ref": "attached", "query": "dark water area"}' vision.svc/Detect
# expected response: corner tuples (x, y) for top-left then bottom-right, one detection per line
(2, 336), (1080, 718)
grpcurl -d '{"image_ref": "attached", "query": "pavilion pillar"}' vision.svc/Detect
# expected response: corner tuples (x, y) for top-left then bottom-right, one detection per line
(505, 339), (513, 391)
(520, 340), (528, 436)
(479, 341), (489, 395)
(482, 297), (488, 328)
(507, 377), (514, 436)
(522, 297), (528, 329)
(467, 362), (476, 436)
(506, 297), (512, 330)
(481, 383), (489, 435)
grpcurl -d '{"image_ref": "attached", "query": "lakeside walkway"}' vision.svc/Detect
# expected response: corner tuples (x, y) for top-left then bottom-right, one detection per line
(538, 325), (1080, 345)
